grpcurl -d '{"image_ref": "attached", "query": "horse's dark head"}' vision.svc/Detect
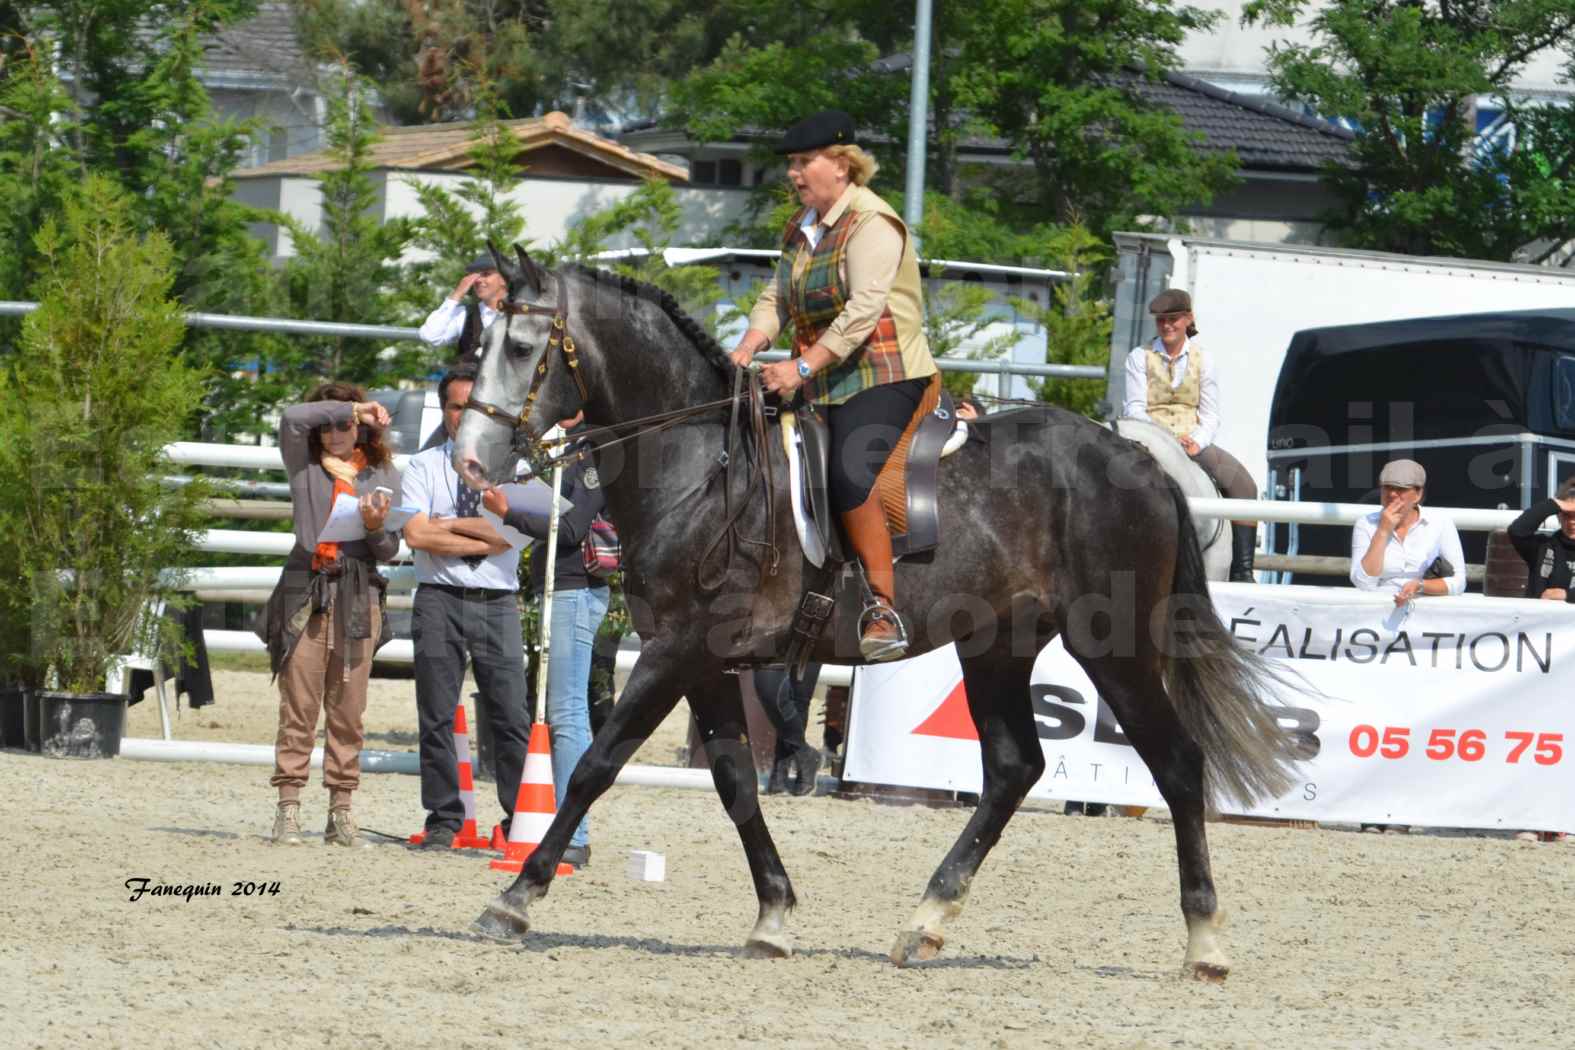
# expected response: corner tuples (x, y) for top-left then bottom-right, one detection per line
(454, 243), (586, 488)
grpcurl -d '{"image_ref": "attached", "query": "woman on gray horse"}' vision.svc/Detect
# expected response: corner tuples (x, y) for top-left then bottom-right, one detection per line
(727, 109), (940, 661)
(1122, 289), (1259, 582)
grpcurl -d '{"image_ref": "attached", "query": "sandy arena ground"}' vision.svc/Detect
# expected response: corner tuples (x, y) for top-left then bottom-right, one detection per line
(2, 669), (1572, 1050)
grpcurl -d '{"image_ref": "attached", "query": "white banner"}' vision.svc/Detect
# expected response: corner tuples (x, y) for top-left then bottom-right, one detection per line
(845, 584), (1575, 832)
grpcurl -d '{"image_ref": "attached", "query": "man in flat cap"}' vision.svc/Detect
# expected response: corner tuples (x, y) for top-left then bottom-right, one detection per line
(1122, 288), (1262, 582)
(419, 254), (507, 366)
(1350, 458), (1465, 604)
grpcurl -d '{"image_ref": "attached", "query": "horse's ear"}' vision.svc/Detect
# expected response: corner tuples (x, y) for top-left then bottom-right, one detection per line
(487, 240), (518, 285)
(514, 244), (546, 298)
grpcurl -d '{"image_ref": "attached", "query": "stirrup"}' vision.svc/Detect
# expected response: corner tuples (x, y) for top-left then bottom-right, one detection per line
(858, 599), (909, 662)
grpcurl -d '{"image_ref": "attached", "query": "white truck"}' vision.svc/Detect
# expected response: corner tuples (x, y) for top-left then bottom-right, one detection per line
(1106, 232), (1575, 502)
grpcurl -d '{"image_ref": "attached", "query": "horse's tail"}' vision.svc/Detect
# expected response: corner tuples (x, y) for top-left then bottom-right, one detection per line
(1160, 478), (1300, 808)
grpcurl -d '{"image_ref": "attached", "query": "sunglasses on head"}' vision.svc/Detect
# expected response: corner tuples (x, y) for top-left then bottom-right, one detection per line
(319, 419), (355, 434)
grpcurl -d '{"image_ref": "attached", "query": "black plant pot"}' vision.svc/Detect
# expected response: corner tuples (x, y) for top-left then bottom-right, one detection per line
(30, 690), (127, 759)
(0, 688), (28, 750)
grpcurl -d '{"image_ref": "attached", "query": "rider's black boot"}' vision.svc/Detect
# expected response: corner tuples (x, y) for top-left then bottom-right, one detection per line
(1229, 524), (1257, 583)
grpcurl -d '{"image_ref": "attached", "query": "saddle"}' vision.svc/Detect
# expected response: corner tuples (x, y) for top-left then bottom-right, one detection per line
(780, 377), (962, 673)
(781, 376), (955, 567)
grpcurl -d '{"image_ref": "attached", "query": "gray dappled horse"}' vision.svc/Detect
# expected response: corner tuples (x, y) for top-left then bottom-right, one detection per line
(453, 247), (1299, 979)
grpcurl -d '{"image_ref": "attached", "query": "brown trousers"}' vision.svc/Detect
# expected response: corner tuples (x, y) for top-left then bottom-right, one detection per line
(271, 603), (381, 806)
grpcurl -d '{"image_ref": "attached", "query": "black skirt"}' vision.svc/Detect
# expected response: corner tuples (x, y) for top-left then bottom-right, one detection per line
(824, 378), (930, 513)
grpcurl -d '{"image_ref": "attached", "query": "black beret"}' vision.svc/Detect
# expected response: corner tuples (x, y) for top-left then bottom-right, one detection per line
(775, 110), (857, 155)
(465, 254), (498, 275)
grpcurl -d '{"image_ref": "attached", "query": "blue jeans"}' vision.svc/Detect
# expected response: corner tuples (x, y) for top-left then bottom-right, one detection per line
(547, 586), (608, 848)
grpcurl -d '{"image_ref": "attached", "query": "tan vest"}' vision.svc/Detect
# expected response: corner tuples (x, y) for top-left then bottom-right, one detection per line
(1145, 344), (1204, 438)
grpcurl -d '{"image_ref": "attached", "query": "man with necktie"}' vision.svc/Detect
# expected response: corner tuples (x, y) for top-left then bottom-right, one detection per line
(399, 364), (532, 848)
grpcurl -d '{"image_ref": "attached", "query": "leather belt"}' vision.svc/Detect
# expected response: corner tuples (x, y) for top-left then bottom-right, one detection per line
(421, 583), (516, 601)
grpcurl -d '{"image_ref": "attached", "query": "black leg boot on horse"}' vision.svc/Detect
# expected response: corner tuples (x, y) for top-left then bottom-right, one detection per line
(841, 494), (907, 661)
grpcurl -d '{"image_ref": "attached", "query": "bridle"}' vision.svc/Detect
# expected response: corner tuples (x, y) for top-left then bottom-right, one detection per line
(460, 271), (780, 590)
(460, 273), (588, 460)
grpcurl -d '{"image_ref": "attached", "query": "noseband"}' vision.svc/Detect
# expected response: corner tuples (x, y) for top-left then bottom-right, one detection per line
(461, 274), (589, 456)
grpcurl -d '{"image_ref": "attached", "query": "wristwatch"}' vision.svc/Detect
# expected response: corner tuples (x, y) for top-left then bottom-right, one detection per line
(796, 359), (813, 380)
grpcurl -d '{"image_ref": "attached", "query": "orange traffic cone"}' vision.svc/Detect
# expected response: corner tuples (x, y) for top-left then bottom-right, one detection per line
(409, 700), (494, 850)
(490, 721), (573, 876)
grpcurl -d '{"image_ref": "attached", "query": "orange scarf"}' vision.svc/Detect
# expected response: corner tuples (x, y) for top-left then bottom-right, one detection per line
(313, 448), (368, 570)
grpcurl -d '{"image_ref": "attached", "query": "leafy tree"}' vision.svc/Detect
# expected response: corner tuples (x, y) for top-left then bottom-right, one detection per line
(0, 177), (209, 692)
(0, 1), (291, 440)
(397, 76), (531, 334)
(671, 0), (1237, 244)
(281, 66), (417, 385)
(1242, 0), (1575, 260)
(1023, 225), (1112, 418)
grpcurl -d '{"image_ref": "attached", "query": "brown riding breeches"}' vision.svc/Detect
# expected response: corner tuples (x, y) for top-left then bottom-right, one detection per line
(1192, 444), (1257, 503)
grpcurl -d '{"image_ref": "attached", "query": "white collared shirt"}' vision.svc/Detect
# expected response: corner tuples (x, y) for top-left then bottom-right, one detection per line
(1350, 508), (1466, 595)
(1121, 338), (1220, 449)
(400, 441), (522, 590)
(418, 298), (499, 347)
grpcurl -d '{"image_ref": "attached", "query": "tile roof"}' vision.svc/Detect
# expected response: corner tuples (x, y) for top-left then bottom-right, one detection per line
(1133, 71), (1354, 172)
(232, 111), (689, 182)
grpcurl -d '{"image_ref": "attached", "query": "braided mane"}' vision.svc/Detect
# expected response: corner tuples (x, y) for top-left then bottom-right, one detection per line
(562, 263), (733, 374)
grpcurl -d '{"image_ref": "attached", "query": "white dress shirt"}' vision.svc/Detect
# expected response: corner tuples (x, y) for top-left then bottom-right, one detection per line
(400, 441), (522, 590)
(1122, 338), (1220, 449)
(1349, 508), (1467, 595)
(418, 298), (499, 347)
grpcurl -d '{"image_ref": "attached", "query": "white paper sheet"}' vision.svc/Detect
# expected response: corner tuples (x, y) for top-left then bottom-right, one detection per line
(316, 493), (420, 542)
(482, 479), (571, 550)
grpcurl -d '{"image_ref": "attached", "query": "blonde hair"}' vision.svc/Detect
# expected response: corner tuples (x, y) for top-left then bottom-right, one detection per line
(823, 144), (879, 186)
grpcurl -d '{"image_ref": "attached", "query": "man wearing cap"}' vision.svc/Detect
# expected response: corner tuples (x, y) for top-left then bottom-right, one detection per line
(1350, 458), (1466, 604)
(1122, 288), (1260, 582)
(419, 255), (507, 365)
(728, 109), (939, 662)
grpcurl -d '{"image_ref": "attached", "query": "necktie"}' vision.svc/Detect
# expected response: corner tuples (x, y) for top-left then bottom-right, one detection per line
(456, 474), (484, 568)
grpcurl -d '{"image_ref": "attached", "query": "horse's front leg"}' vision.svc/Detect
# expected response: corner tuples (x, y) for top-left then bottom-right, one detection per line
(473, 649), (687, 942)
(892, 643), (1044, 966)
(690, 672), (799, 958)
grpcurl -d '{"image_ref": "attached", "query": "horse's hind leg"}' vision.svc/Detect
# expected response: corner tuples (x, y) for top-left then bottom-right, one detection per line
(1077, 655), (1228, 981)
(892, 642), (1044, 967)
(474, 651), (687, 942)
(690, 673), (799, 958)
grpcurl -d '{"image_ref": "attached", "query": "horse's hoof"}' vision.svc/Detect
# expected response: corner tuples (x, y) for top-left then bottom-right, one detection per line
(472, 895), (531, 942)
(742, 932), (793, 959)
(1183, 960), (1230, 984)
(889, 929), (944, 967)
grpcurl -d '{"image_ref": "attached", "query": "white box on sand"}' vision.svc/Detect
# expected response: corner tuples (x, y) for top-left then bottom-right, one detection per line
(628, 850), (666, 882)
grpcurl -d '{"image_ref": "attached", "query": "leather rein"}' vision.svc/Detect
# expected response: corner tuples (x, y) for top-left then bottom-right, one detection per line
(461, 277), (779, 591)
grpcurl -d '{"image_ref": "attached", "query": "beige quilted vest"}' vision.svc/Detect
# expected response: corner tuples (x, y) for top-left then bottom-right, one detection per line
(1145, 344), (1204, 438)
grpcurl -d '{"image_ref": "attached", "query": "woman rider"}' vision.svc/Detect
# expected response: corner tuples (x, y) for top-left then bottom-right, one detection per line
(728, 109), (939, 662)
(1121, 289), (1260, 582)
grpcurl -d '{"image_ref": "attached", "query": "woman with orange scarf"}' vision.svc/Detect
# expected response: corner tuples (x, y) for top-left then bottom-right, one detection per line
(259, 382), (401, 847)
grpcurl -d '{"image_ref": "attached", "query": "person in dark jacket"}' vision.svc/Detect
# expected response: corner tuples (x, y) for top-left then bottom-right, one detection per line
(482, 413), (608, 868)
(1506, 477), (1575, 603)
(260, 383), (401, 848)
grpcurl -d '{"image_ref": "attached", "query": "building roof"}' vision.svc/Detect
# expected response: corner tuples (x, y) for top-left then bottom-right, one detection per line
(232, 111), (689, 182)
(200, 2), (314, 85)
(1135, 71), (1354, 172)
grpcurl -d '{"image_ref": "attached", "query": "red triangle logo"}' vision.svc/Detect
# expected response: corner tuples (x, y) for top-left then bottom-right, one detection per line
(910, 679), (978, 741)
